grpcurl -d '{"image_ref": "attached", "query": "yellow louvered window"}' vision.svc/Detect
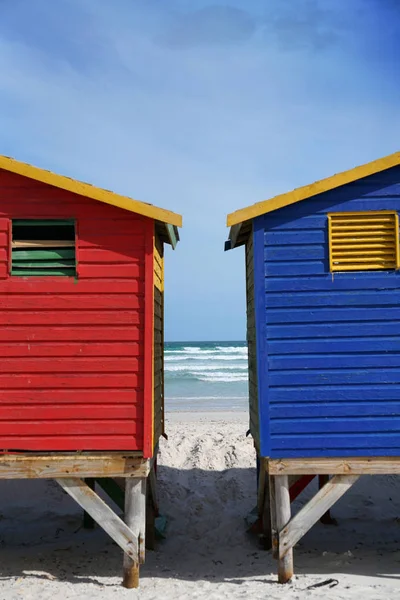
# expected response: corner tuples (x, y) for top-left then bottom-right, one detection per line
(328, 211), (400, 272)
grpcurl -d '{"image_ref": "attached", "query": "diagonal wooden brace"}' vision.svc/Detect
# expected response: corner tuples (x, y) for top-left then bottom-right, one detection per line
(56, 477), (139, 563)
(279, 474), (360, 559)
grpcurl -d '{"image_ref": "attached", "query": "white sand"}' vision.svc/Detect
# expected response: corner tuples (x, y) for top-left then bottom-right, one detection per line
(0, 412), (400, 599)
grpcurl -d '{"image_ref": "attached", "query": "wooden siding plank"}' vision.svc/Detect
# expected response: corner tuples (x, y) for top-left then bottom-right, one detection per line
(267, 307), (400, 324)
(0, 390), (141, 404)
(0, 374), (142, 388)
(270, 386), (400, 402)
(270, 433), (400, 450)
(266, 275), (400, 293)
(0, 420), (141, 435)
(267, 321), (400, 339)
(269, 355), (400, 370)
(0, 342), (142, 357)
(270, 402), (400, 419)
(0, 326), (143, 342)
(270, 417), (400, 435)
(0, 357), (142, 372)
(0, 310), (143, 325)
(0, 295), (143, 310)
(0, 436), (143, 451)
(0, 405), (141, 420)
(269, 370), (400, 386)
(268, 338), (400, 354)
(266, 290), (400, 308)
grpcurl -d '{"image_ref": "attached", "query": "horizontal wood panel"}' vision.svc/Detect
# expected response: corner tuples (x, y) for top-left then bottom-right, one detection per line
(0, 420), (140, 435)
(271, 417), (400, 435)
(269, 354), (400, 370)
(0, 295), (143, 310)
(271, 448), (400, 458)
(78, 234), (145, 249)
(0, 374), (142, 388)
(265, 245), (326, 261)
(0, 389), (141, 403)
(78, 264), (143, 279)
(266, 290), (400, 308)
(270, 385), (400, 402)
(269, 370), (400, 386)
(0, 310), (143, 325)
(0, 435), (143, 451)
(0, 326), (143, 342)
(78, 249), (143, 263)
(271, 433), (400, 450)
(265, 230), (326, 245)
(0, 404), (141, 420)
(267, 307), (400, 324)
(270, 402), (400, 419)
(268, 337), (400, 354)
(266, 261), (327, 276)
(266, 275), (400, 292)
(267, 321), (400, 339)
(0, 357), (142, 372)
(268, 457), (400, 475)
(0, 279), (143, 293)
(0, 342), (142, 357)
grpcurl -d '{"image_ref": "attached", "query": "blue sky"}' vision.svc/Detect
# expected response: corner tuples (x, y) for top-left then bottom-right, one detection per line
(0, 0), (399, 341)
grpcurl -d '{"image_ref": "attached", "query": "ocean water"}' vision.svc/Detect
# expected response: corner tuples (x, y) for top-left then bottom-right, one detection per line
(164, 341), (248, 411)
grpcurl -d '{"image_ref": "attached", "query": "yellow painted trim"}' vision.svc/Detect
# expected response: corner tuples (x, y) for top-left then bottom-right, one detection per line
(227, 151), (400, 227)
(328, 211), (399, 272)
(0, 155), (182, 228)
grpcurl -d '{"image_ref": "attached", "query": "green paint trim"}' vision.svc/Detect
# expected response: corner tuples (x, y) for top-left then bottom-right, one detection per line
(12, 249), (76, 260)
(165, 224), (179, 249)
(11, 269), (76, 277)
(12, 219), (75, 226)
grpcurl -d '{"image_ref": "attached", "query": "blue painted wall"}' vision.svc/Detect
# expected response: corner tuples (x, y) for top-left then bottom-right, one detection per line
(254, 166), (400, 458)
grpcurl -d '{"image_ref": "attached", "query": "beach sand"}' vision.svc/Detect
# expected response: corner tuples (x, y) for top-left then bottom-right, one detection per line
(0, 411), (400, 599)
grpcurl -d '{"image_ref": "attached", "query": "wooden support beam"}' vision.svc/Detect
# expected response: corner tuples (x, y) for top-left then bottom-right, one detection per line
(258, 458), (271, 548)
(269, 457), (400, 476)
(279, 474), (359, 560)
(275, 475), (293, 583)
(56, 478), (139, 563)
(123, 478), (146, 589)
(269, 475), (278, 559)
(0, 453), (148, 479)
(83, 478), (96, 529)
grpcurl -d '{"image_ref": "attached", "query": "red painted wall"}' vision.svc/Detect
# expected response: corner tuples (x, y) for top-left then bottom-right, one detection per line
(0, 168), (151, 452)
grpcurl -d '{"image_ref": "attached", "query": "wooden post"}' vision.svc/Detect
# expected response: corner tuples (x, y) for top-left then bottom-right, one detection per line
(275, 475), (293, 583)
(83, 478), (95, 529)
(269, 475), (278, 559)
(123, 477), (146, 589)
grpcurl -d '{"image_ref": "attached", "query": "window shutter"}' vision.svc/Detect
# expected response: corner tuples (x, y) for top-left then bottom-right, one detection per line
(328, 212), (400, 272)
(11, 220), (76, 277)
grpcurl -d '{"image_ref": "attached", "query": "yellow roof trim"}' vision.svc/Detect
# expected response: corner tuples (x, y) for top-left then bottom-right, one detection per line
(0, 155), (182, 228)
(227, 150), (400, 227)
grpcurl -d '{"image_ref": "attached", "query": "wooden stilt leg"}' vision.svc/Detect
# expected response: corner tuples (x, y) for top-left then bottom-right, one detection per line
(146, 465), (158, 551)
(269, 474), (278, 558)
(257, 458), (272, 548)
(275, 475), (293, 583)
(123, 477), (146, 589)
(319, 475), (337, 525)
(83, 478), (95, 529)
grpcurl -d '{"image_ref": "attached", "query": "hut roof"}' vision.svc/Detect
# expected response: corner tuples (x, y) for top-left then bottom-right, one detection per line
(0, 155), (182, 247)
(226, 150), (400, 249)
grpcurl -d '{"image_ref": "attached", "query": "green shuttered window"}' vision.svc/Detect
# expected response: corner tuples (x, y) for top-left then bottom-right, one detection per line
(328, 211), (400, 272)
(11, 220), (76, 277)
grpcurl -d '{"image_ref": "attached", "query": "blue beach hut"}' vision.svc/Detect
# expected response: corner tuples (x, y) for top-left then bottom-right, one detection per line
(225, 151), (400, 582)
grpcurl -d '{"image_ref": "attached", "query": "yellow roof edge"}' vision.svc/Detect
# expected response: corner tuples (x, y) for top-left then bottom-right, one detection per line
(227, 150), (400, 227)
(0, 155), (182, 228)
